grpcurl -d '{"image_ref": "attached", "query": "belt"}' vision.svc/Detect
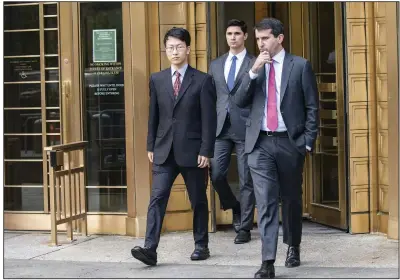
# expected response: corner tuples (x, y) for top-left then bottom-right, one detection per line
(260, 130), (288, 137)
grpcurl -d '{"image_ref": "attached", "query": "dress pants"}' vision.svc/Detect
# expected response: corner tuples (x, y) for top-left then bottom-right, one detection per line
(247, 133), (305, 261)
(144, 150), (209, 250)
(210, 117), (255, 231)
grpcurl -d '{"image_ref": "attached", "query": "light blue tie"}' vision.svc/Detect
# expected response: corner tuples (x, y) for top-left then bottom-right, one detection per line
(227, 55), (237, 91)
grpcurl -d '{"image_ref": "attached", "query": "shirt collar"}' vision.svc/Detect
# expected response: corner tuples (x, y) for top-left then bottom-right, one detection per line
(227, 48), (247, 62)
(272, 48), (285, 64)
(171, 63), (188, 77)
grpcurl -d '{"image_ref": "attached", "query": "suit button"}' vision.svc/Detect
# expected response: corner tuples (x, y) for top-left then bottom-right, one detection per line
(172, 118), (176, 122)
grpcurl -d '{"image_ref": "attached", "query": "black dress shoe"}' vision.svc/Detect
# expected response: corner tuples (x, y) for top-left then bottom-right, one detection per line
(232, 212), (241, 233)
(131, 246), (157, 266)
(190, 245), (210, 261)
(234, 230), (251, 244)
(254, 262), (275, 278)
(285, 246), (300, 268)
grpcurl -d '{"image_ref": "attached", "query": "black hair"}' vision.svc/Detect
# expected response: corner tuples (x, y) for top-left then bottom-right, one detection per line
(226, 19), (247, 34)
(254, 18), (284, 37)
(163, 27), (191, 46)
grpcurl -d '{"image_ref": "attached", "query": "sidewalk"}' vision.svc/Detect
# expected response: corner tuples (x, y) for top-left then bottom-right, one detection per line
(4, 221), (399, 278)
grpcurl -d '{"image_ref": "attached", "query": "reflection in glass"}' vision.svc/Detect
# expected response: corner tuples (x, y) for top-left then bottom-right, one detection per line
(47, 135), (61, 146)
(87, 188), (127, 212)
(4, 187), (44, 211)
(4, 57), (41, 82)
(45, 69), (59, 81)
(4, 84), (41, 108)
(5, 135), (43, 159)
(81, 2), (126, 187)
(44, 4), (57, 15)
(45, 56), (59, 68)
(3, 2), (61, 214)
(44, 17), (57, 29)
(4, 5), (39, 30)
(4, 31), (40, 56)
(44, 30), (58, 54)
(4, 109), (42, 134)
(47, 122), (60, 134)
(309, 2), (340, 209)
(46, 109), (60, 120)
(5, 162), (43, 185)
(45, 83), (60, 107)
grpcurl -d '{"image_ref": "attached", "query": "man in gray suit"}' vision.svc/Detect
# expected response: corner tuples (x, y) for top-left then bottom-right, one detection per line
(233, 18), (318, 278)
(208, 19), (255, 244)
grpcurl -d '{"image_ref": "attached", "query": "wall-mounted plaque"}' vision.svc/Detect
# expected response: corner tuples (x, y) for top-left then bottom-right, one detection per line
(4, 57), (41, 82)
(93, 29), (117, 63)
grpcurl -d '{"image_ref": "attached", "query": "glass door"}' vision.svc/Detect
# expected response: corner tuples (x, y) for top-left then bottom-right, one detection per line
(4, 2), (62, 216)
(79, 2), (128, 214)
(306, 2), (348, 230)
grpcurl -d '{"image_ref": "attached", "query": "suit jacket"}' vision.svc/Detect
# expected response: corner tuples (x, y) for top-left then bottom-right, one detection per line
(232, 52), (319, 155)
(147, 65), (217, 167)
(208, 52), (254, 140)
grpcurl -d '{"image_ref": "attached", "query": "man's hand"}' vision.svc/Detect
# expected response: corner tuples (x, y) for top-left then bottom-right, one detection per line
(197, 155), (210, 168)
(251, 51), (272, 74)
(147, 152), (154, 163)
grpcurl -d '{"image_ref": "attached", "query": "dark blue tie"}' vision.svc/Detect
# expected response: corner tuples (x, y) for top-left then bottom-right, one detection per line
(227, 55), (237, 91)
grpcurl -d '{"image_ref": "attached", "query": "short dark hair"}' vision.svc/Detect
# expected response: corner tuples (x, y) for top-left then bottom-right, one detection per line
(254, 18), (284, 37)
(226, 19), (247, 34)
(163, 27), (191, 47)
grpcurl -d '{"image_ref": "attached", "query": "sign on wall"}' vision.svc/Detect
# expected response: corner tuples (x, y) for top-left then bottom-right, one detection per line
(93, 29), (117, 63)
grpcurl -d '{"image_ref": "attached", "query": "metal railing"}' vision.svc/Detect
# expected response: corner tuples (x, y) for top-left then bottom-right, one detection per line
(44, 141), (87, 246)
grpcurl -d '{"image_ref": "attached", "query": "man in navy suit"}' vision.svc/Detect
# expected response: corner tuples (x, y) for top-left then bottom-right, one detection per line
(208, 19), (255, 244)
(131, 27), (217, 266)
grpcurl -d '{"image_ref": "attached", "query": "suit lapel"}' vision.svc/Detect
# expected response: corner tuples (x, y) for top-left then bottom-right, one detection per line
(232, 54), (251, 91)
(280, 53), (294, 102)
(220, 53), (230, 93)
(174, 65), (194, 107)
(163, 68), (175, 101)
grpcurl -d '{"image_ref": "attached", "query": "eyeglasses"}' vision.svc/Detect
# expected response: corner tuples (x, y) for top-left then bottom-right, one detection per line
(166, 45), (187, 53)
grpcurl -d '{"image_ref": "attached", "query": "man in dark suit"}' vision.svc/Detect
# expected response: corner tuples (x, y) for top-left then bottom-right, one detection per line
(208, 19), (255, 244)
(233, 18), (318, 278)
(131, 27), (217, 266)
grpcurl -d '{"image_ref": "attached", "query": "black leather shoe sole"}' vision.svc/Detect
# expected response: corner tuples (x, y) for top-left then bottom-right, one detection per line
(234, 236), (251, 244)
(131, 249), (157, 266)
(190, 249), (210, 261)
(285, 260), (300, 268)
(254, 271), (275, 279)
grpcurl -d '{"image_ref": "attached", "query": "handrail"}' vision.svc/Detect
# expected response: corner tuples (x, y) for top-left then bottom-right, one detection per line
(44, 141), (87, 151)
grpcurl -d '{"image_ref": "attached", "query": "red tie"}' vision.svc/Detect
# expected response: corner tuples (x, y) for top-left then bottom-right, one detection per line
(267, 62), (278, 131)
(173, 71), (181, 97)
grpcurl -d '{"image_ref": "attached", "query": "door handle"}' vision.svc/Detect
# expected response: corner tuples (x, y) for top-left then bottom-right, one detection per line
(62, 81), (71, 99)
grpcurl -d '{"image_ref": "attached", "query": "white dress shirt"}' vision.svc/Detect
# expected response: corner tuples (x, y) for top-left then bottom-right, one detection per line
(249, 49), (311, 150)
(249, 48), (287, 132)
(171, 63), (188, 85)
(224, 48), (247, 82)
